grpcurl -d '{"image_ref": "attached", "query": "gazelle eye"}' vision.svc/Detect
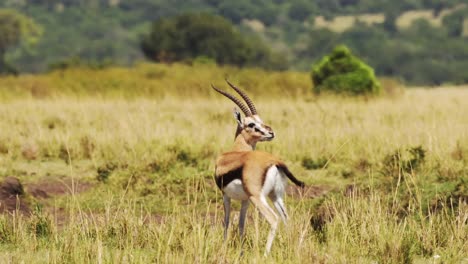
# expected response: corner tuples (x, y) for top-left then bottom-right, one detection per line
(254, 128), (261, 132)
(248, 123), (255, 128)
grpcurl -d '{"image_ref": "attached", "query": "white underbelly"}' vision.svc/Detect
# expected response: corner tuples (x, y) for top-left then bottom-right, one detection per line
(223, 179), (249, 200)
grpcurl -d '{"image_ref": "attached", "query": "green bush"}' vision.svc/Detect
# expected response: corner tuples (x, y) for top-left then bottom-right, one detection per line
(311, 45), (381, 95)
(382, 145), (426, 178)
(302, 156), (328, 170)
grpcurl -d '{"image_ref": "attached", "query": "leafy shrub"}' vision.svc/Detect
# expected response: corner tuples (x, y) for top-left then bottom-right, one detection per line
(0, 216), (13, 243)
(29, 205), (52, 238)
(311, 45), (381, 95)
(0, 140), (9, 154)
(309, 197), (334, 243)
(80, 136), (95, 159)
(302, 156), (328, 170)
(58, 144), (72, 164)
(382, 145), (426, 177)
(97, 163), (117, 182)
(168, 145), (198, 167)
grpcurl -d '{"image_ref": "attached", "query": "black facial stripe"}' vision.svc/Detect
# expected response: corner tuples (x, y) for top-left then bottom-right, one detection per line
(254, 127), (266, 135)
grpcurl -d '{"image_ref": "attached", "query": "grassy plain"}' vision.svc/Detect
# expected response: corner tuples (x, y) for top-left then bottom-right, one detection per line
(0, 64), (466, 263)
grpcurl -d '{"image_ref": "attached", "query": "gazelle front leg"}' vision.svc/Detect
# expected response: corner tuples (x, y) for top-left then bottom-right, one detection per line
(239, 200), (250, 237)
(223, 195), (231, 240)
(239, 199), (250, 256)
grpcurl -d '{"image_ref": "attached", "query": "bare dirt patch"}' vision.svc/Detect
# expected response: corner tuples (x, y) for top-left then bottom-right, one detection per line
(26, 177), (94, 199)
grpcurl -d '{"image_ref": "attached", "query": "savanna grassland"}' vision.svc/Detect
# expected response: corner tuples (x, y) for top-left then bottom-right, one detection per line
(0, 64), (466, 263)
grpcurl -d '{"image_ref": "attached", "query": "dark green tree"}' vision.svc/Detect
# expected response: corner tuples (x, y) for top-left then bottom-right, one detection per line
(217, 0), (254, 23)
(297, 29), (338, 61)
(315, 0), (341, 14)
(141, 13), (285, 69)
(383, 8), (399, 33)
(0, 9), (42, 74)
(288, 0), (316, 22)
(254, 2), (278, 26)
(442, 8), (467, 37)
(311, 45), (381, 95)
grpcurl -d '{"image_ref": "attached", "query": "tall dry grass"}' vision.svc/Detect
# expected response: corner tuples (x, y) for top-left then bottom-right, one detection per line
(0, 65), (466, 263)
(0, 63), (310, 100)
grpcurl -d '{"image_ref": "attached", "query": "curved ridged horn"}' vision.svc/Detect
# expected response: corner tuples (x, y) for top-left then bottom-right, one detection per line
(226, 79), (258, 115)
(211, 84), (252, 116)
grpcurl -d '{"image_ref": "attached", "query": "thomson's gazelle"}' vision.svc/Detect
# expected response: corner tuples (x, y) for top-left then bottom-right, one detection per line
(212, 80), (305, 255)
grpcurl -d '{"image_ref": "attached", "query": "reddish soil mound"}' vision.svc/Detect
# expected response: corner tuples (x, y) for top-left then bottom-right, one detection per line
(0, 177), (30, 214)
(0, 176), (94, 215)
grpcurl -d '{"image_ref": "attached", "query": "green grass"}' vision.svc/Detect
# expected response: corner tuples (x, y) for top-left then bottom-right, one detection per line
(0, 65), (466, 263)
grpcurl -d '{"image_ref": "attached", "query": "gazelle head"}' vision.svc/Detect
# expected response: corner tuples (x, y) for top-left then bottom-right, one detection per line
(212, 80), (275, 146)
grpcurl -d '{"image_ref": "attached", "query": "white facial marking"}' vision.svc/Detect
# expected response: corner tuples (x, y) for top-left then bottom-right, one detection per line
(240, 115), (274, 142)
(253, 115), (263, 123)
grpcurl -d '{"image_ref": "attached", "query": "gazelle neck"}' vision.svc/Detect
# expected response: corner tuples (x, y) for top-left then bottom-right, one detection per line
(233, 126), (256, 151)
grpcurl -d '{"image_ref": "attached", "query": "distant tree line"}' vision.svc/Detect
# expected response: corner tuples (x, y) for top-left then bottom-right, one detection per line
(0, 0), (467, 85)
(297, 9), (468, 85)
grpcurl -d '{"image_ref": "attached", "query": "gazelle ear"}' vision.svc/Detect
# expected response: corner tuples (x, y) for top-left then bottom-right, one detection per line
(232, 108), (243, 128)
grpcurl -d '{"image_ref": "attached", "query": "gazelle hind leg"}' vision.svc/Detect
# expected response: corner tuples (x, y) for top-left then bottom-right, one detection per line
(223, 195), (231, 240)
(249, 196), (279, 255)
(272, 197), (288, 224)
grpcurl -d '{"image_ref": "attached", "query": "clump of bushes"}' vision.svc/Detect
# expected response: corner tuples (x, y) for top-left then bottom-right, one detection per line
(97, 162), (117, 182)
(382, 145), (426, 177)
(29, 205), (53, 238)
(311, 45), (381, 95)
(302, 156), (328, 170)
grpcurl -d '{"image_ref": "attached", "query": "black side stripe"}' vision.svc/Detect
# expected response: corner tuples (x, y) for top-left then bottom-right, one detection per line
(215, 167), (243, 189)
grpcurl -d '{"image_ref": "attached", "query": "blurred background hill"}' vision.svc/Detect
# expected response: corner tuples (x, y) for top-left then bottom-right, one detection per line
(0, 0), (467, 85)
